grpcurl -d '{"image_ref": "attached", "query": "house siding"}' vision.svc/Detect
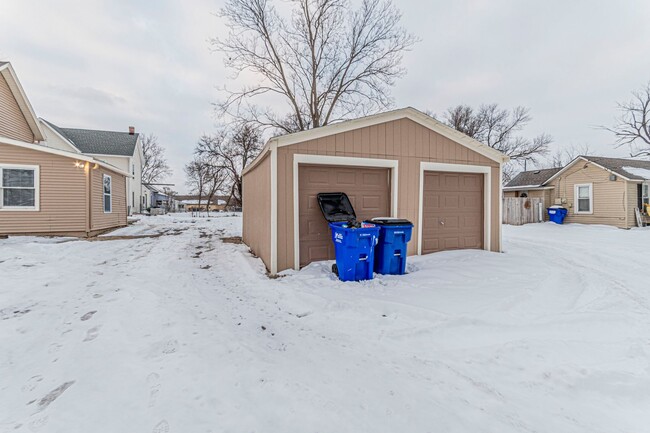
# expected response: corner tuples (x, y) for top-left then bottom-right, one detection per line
(90, 165), (127, 231)
(0, 74), (34, 143)
(275, 117), (501, 272)
(0, 143), (87, 234)
(550, 161), (629, 228)
(242, 150), (272, 268)
(626, 180), (641, 227)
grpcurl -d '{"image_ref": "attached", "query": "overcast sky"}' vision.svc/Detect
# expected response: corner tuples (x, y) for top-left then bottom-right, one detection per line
(2, 0), (650, 192)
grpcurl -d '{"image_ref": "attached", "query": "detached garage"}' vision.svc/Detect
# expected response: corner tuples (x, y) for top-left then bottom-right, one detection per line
(242, 107), (509, 274)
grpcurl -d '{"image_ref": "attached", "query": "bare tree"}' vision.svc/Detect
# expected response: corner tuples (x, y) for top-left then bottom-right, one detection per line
(212, 0), (417, 133)
(185, 156), (228, 216)
(162, 187), (178, 212)
(547, 143), (594, 168)
(604, 82), (650, 157)
(185, 157), (211, 215)
(141, 134), (172, 184)
(444, 104), (552, 164)
(196, 124), (263, 207)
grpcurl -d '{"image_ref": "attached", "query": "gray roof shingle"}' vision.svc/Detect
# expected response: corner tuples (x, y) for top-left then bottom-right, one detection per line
(505, 167), (563, 188)
(42, 119), (139, 156)
(583, 156), (650, 181)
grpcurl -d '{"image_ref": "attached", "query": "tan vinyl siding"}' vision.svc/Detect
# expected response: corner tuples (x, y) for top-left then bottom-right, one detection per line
(626, 180), (641, 227)
(242, 151), (272, 269)
(0, 143), (87, 234)
(90, 165), (127, 231)
(0, 74), (34, 143)
(275, 117), (501, 272)
(550, 161), (629, 228)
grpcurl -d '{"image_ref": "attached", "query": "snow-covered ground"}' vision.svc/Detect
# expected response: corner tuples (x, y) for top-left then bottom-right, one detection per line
(1, 214), (649, 433)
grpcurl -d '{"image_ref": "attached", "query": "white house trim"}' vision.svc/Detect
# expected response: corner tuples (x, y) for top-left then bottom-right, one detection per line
(0, 63), (45, 141)
(546, 156), (633, 183)
(291, 154), (399, 271)
(0, 163), (40, 211)
(417, 162), (492, 255)
(270, 140), (278, 274)
(0, 136), (132, 178)
(574, 183), (593, 214)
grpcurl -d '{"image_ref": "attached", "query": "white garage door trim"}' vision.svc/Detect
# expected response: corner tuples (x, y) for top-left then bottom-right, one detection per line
(292, 154), (399, 271)
(417, 162), (492, 255)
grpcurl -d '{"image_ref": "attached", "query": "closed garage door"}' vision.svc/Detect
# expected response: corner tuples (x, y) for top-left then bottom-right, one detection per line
(298, 165), (390, 267)
(421, 172), (483, 254)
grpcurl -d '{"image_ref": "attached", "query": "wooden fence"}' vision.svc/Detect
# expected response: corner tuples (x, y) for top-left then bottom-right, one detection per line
(502, 197), (545, 225)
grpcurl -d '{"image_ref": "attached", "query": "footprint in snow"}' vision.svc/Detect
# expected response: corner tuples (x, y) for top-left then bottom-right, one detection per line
(152, 420), (170, 433)
(80, 311), (97, 321)
(147, 373), (161, 408)
(162, 340), (178, 354)
(83, 327), (100, 342)
(37, 381), (75, 411)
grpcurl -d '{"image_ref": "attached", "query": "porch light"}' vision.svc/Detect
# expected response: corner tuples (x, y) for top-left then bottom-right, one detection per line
(74, 161), (85, 169)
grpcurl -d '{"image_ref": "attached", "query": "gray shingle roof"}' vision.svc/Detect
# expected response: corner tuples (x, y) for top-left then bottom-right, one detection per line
(505, 167), (563, 188)
(42, 119), (139, 156)
(583, 156), (650, 181)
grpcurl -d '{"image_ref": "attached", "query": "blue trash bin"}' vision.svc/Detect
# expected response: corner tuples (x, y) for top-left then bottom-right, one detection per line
(328, 221), (380, 281)
(547, 207), (568, 224)
(371, 218), (413, 275)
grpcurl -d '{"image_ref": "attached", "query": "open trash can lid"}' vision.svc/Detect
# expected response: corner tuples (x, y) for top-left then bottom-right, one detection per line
(371, 217), (413, 226)
(317, 192), (356, 222)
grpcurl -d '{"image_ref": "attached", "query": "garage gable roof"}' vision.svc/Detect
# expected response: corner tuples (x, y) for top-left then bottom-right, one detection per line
(273, 107), (508, 162)
(0, 62), (45, 142)
(245, 107), (509, 174)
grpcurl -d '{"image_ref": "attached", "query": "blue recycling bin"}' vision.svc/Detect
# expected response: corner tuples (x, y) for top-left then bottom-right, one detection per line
(547, 207), (568, 224)
(328, 221), (380, 281)
(372, 218), (413, 275)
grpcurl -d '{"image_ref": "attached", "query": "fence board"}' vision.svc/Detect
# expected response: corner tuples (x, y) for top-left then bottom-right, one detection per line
(502, 197), (544, 225)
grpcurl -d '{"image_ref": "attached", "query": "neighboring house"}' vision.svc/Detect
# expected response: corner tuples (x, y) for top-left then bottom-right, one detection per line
(544, 156), (650, 228)
(176, 195), (226, 212)
(143, 183), (176, 211)
(0, 61), (129, 236)
(242, 107), (509, 274)
(503, 167), (562, 215)
(39, 119), (144, 215)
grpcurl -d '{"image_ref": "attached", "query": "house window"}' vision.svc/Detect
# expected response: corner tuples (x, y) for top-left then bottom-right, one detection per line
(103, 174), (112, 213)
(574, 183), (592, 214)
(0, 165), (39, 211)
(643, 183), (649, 211)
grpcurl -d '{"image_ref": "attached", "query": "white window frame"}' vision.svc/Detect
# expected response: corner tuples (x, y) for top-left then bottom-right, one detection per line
(103, 174), (112, 213)
(0, 164), (40, 211)
(574, 183), (593, 214)
(642, 182), (649, 213)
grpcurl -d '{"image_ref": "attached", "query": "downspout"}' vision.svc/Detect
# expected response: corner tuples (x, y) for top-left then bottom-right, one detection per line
(85, 164), (91, 237)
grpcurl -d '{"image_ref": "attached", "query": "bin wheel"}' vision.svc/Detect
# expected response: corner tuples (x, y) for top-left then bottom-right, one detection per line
(332, 263), (338, 276)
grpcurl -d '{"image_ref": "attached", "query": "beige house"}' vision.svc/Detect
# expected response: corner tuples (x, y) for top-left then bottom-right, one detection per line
(242, 107), (509, 274)
(39, 118), (144, 215)
(0, 61), (129, 237)
(176, 195), (226, 212)
(503, 167), (562, 219)
(543, 156), (650, 228)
